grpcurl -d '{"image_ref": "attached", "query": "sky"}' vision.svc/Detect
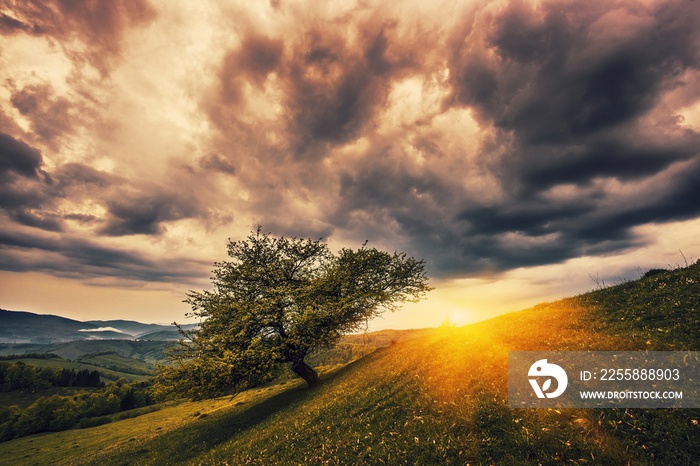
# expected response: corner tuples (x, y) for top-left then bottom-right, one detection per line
(1, 0), (699, 330)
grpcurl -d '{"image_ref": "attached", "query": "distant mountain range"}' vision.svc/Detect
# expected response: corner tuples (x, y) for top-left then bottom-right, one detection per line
(0, 309), (197, 344)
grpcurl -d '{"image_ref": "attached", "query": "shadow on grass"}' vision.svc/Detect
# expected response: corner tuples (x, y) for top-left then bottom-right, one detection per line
(104, 355), (379, 465)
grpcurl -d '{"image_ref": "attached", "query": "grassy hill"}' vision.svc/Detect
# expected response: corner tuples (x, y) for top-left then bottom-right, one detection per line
(1, 262), (699, 465)
(76, 351), (154, 376)
(0, 339), (173, 363)
(0, 310), (104, 344)
(0, 310), (199, 345)
(0, 356), (151, 386)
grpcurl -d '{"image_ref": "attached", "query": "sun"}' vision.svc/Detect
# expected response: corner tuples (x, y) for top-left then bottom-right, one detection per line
(447, 309), (471, 327)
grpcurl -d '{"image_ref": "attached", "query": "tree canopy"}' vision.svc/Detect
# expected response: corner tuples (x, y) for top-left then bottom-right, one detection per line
(155, 228), (431, 399)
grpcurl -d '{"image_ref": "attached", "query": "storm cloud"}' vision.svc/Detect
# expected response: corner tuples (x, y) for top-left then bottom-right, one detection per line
(1, 0), (699, 294)
(0, 132), (43, 179)
(0, 227), (207, 284)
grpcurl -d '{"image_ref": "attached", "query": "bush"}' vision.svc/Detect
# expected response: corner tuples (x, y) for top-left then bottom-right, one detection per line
(0, 380), (156, 442)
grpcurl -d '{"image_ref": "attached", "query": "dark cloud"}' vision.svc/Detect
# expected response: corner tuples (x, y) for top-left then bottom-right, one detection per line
(198, 153), (236, 175)
(401, 0), (700, 273)
(0, 132), (58, 230)
(216, 34), (284, 109)
(52, 163), (114, 190)
(3, 0), (700, 290)
(364, 27), (394, 76)
(0, 141), (130, 234)
(0, 143), (206, 239)
(9, 83), (78, 148)
(238, 34), (284, 81)
(0, 12), (40, 34)
(208, 18), (420, 159)
(569, 160), (700, 241)
(284, 22), (417, 153)
(450, 0), (700, 143)
(500, 135), (700, 194)
(0, 227), (208, 284)
(288, 61), (380, 147)
(0, 138), (215, 283)
(63, 213), (98, 224)
(99, 188), (201, 236)
(0, 132), (43, 179)
(202, 14), (431, 245)
(458, 202), (594, 238)
(7, 210), (63, 232)
(0, 0), (157, 74)
(271, 0), (700, 277)
(328, 142), (459, 254)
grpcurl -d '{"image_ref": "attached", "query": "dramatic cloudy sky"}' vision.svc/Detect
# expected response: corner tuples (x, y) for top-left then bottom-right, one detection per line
(1, 0), (699, 328)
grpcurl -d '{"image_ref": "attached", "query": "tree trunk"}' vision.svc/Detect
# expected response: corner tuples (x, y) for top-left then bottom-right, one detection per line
(291, 359), (319, 387)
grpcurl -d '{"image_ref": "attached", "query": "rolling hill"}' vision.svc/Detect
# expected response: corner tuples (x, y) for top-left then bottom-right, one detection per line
(0, 339), (173, 364)
(0, 310), (116, 344)
(1, 262), (699, 464)
(86, 320), (199, 340)
(0, 309), (198, 345)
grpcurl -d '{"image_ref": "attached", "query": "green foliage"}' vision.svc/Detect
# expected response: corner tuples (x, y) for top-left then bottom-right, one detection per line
(77, 351), (154, 376)
(0, 361), (102, 392)
(0, 356), (151, 385)
(0, 353), (60, 361)
(155, 229), (431, 399)
(0, 380), (154, 442)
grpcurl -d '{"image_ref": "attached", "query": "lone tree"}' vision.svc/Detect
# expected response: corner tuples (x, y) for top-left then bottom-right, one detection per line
(155, 228), (431, 399)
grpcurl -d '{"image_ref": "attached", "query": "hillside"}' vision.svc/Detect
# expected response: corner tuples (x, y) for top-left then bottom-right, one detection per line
(0, 339), (173, 364)
(0, 310), (198, 345)
(0, 355), (151, 385)
(0, 310), (107, 344)
(1, 263), (699, 465)
(87, 321), (200, 340)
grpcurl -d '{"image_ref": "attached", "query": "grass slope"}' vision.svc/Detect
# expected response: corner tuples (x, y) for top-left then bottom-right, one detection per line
(0, 340), (172, 363)
(2, 263), (699, 465)
(76, 352), (154, 376)
(1, 357), (150, 384)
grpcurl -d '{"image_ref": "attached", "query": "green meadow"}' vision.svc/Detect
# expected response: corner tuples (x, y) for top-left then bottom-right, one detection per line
(1, 355), (151, 385)
(1, 262), (699, 465)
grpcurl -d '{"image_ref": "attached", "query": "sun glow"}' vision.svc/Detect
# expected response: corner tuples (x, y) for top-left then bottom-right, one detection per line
(446, 309), (472, 327)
